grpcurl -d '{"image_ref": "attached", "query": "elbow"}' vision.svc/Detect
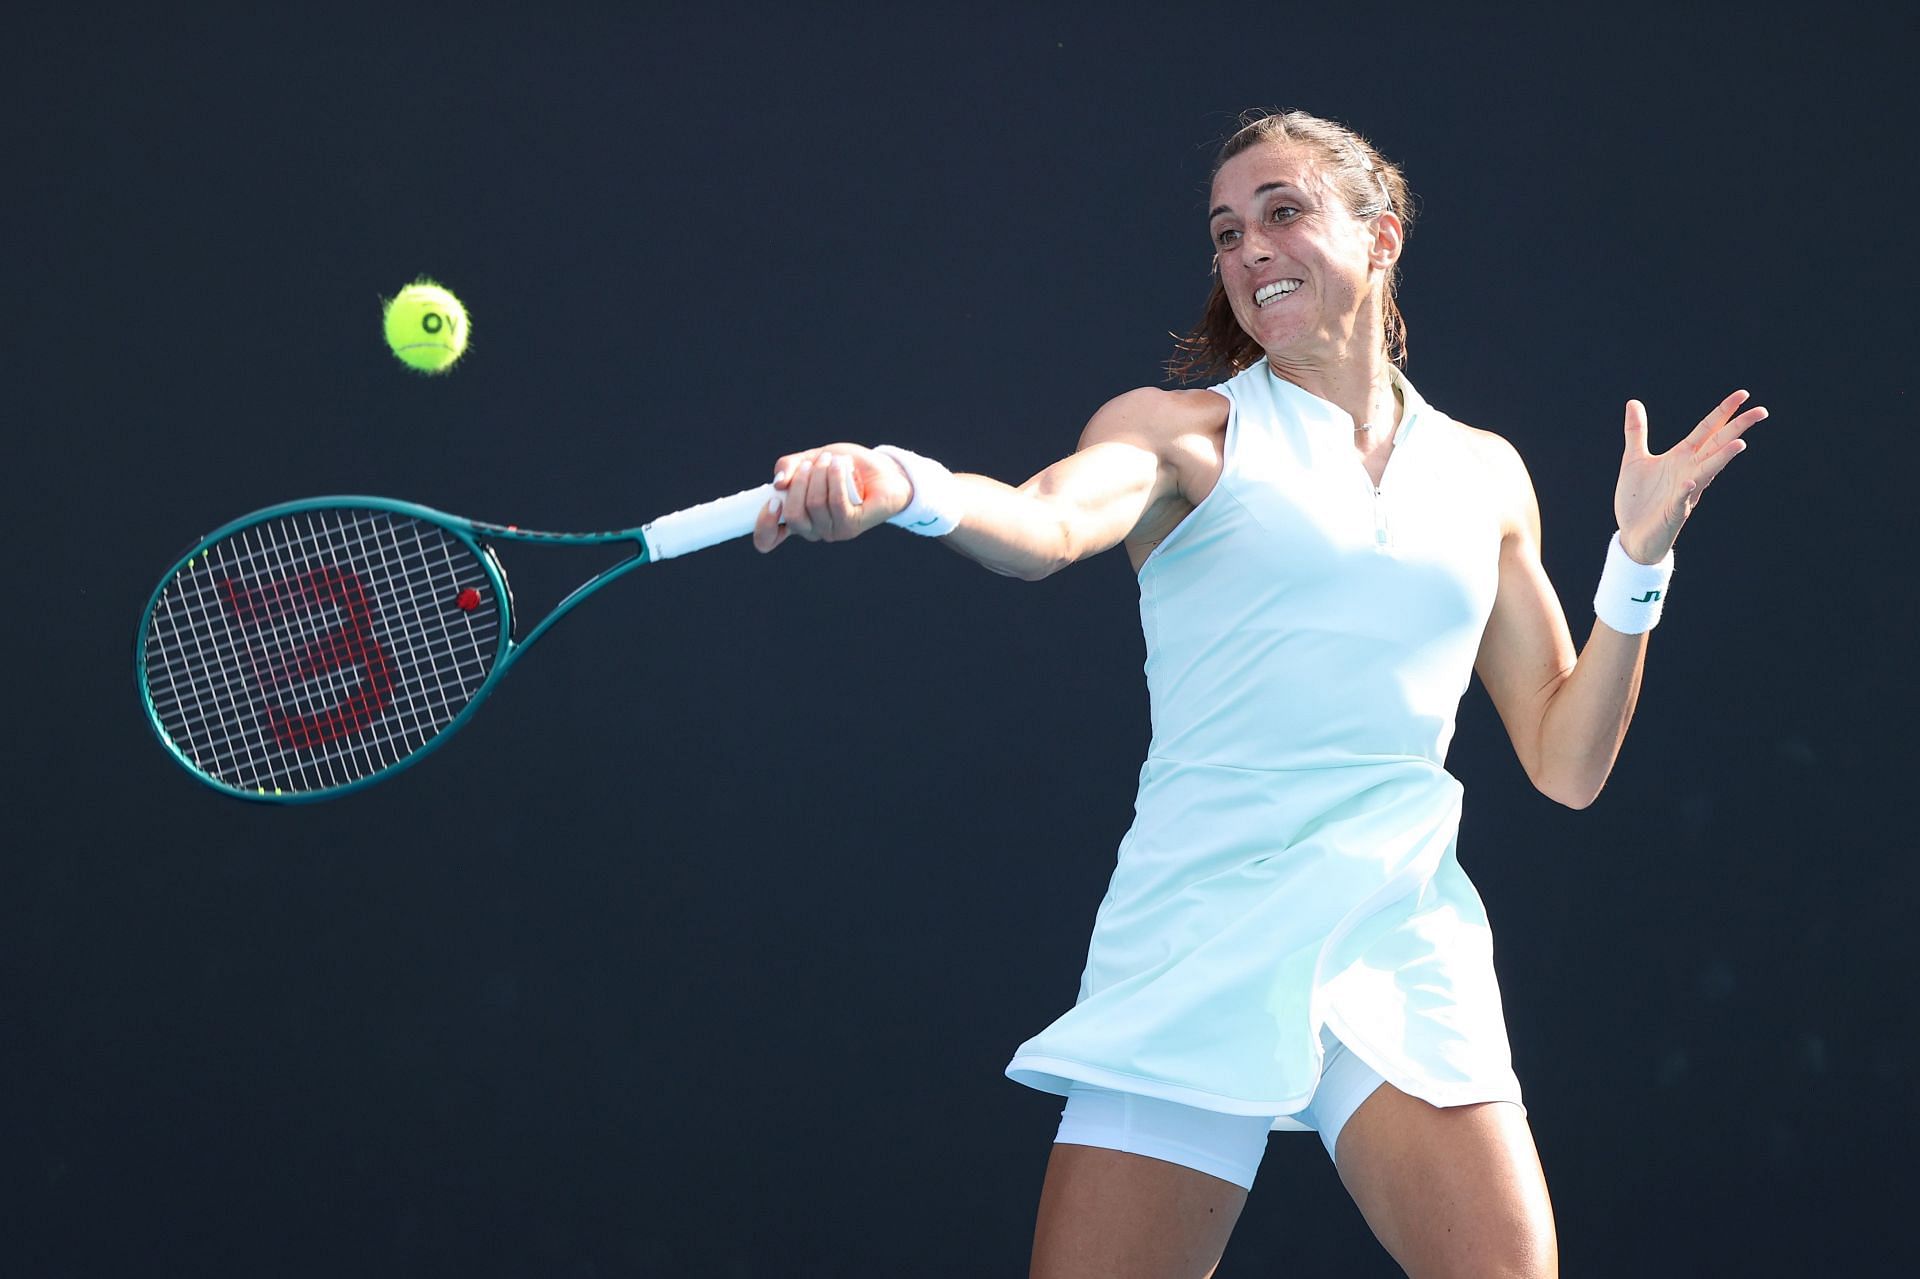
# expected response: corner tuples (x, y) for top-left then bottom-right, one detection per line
(1013, 520), (1078, 581)
(1532, 768), (1601, 811)
(987, 551), (1068, 582)
(1550, 786), (1600, 812)
(1524, 716), (1610, 810)
(1015, 553), (1073, 582)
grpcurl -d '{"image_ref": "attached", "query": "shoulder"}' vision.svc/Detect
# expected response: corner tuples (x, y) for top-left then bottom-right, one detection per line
(1440, 417), (1537, 542)
(1076, 387), (1231, 562)
(1450, 419), (1527, 479)
(1081, 386), (1230, 507)
(1079, 385), (1230, 451)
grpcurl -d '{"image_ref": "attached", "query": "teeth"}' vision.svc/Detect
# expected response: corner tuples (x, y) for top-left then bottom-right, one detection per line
(1255, 280), (1301, 307)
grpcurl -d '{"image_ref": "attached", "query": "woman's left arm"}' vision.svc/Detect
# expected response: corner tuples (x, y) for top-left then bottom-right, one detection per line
(1474, 391), (1767, 808)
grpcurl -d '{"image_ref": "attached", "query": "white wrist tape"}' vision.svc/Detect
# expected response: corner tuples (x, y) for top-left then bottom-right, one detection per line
(1593, 532), (1674, 634)
(875, 445), (965, 537)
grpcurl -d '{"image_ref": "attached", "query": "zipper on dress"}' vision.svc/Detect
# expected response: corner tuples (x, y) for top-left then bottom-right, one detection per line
(1367, 393), (1413, 549)
(1364, 424), (1403, 550)
(1357, 466), (1390, 549)
(1354, 407), (1404, 550)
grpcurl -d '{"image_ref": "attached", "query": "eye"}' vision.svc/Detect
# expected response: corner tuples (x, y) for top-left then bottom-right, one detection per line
(1213, 226), (1241, 247)
(1267, 204), (1300, 222)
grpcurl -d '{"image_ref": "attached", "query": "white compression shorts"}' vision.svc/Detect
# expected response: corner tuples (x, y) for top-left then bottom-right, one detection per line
(1051, 1026), (1387, 1191)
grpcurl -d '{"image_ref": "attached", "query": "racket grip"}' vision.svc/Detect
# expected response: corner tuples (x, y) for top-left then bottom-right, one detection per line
(643, 482), (778, 560)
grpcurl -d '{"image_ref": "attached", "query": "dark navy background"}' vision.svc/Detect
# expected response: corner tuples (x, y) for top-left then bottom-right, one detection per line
(8, 5), (1913, 1274)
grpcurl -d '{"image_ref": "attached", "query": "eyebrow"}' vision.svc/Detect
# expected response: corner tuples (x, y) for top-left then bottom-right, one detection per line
(1209, 181), (1303, 220)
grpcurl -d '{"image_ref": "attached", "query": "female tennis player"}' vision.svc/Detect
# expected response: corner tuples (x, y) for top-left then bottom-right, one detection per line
(752, 110), (1762, 1278)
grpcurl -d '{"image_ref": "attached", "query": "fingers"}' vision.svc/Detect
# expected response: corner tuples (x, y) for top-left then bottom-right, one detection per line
(1676, 397), (1764, 508)
(1713, 404), (1768, 448)
(753, 446), (872, 552)
(1629, 390), (1770, 464)
(1683, 394), (1766, 499)
(1622, 399), (1650, 460)
(1683, 389), (1755, 450)
(796, 452), (835, 537)
(751, 486), (789, 552)
(1690, 434), (1749, 490)
(751, 452), (802, 552)
(825, 452), (865, 525)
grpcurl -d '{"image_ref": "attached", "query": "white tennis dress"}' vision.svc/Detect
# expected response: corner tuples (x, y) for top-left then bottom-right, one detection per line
(1005, 361), (1524, 1133)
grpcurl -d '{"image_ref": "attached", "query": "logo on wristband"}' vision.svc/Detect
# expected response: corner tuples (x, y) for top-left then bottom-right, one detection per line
(1630, 589), (1663, 603)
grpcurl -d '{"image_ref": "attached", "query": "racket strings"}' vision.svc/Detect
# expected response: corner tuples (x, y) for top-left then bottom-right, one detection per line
(239, 513), (489, 786)
(149, 512), (495, 792)
(152, 515), (417, 789)
(143, 508), (502, 795)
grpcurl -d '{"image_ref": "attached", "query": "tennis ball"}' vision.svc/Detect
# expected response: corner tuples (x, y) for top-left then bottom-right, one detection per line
(382, 280), (469, 374)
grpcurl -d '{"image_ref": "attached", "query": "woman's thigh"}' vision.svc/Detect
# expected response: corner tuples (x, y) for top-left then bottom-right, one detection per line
(1333, 1085), (1558, 1278)
(1030, 1143), (1248, 1279)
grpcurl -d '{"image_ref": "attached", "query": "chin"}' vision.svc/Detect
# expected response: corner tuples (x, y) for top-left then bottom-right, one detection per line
(1252, 317), (1307, 353)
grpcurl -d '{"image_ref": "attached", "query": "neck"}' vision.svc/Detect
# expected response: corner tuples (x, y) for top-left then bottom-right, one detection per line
(1265, 345), (1402, 441)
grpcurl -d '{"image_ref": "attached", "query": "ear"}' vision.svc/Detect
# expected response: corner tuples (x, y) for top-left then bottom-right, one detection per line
(1369, 210), (1404, 272)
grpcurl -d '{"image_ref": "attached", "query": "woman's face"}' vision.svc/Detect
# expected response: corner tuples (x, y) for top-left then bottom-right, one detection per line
(1207, 141), (1400, 363)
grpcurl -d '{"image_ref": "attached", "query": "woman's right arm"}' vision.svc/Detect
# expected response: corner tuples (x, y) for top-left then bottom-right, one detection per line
(751, 387), (1218, 580)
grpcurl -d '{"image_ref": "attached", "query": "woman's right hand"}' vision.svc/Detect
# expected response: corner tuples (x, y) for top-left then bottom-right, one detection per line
(752, 444), (914, 553)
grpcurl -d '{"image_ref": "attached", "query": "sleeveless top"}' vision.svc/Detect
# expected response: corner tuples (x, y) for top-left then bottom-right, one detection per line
(1004, 361), (1525, 1131)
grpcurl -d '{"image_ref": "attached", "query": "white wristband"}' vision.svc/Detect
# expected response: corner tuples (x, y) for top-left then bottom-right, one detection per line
(875, 445), (965, 537)
(1593, 532), (1674, 634)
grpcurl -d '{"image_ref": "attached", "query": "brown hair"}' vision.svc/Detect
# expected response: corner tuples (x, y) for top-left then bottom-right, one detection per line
(1168, 110), (1415, 383)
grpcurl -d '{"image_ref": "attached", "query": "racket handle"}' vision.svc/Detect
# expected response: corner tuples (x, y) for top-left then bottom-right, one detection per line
(643, 482), (778, 560)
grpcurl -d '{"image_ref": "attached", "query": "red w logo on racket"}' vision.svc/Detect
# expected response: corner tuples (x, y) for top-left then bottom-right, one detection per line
(218, 565), (394, 750)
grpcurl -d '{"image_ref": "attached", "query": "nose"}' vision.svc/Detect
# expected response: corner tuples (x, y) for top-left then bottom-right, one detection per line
(1233, 224), (1276, 266)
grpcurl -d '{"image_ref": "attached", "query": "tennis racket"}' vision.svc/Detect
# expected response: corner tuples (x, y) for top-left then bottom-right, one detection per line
(136, 483), (782, 802)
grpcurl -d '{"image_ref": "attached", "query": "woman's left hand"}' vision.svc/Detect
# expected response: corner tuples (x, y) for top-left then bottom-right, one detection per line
(1614, 389), (1767, 563)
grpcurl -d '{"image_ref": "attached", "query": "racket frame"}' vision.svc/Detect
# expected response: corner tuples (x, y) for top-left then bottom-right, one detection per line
(135, 494), (663, 803)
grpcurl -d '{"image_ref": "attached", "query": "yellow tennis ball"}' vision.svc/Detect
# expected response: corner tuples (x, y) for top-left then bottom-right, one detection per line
(382, 280), (469, 374)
